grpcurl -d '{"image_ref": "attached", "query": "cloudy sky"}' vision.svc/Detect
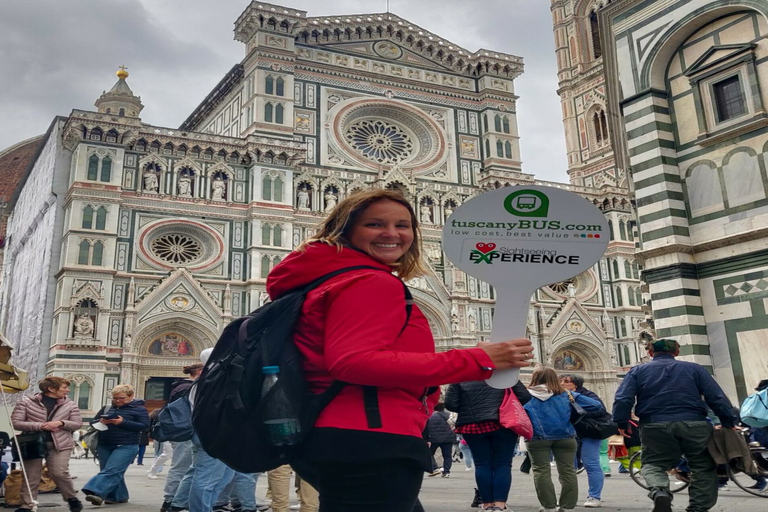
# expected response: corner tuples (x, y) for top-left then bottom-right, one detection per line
(0, 0), (569, 183)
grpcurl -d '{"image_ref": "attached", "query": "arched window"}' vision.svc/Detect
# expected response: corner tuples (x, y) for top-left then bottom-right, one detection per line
(620, 318), (627, 337)
(615, 286), (623, 307)
(635, 288), (643, 305)
(276, 77), (285, 97)
(275, 104), (284, 125)
(496, 140), (504, 157)
(261, 255), (271, 278)
(485, 139), (491, 158)
(483, 115), (489, 132)
(612, 259), (620, 279)
(622, 345), (631, 365)
(262, 225), (272, 246)
(118, 108), (125, 116)
(632, 262), (639, 280)
(273, 176), (283, 202)
(505, 141), (512, 159)
(78, 381), (91, 409)
(78, 241), (90, 265)
(624, 260), (632, 278)
(82, 207), (94, 229)
(100, 156), (112, 182)
(593, 109), (609, 146)
(502, 117), (510, 134)
(619, 219), (627, 240)
(95, 207), (107, 230)
(87, 155), (99, 180)
(628, 287), (636, 306)
(609, 220), (615, 240)
(266, 75), (274, 95)
(262, 176), (272, 200)
(273, 225), (283, 247)
(91, 241), (104, 266)
(494, 115), (502, 132)
(265, 103), (273, 123)
(590, 11), (602, 59)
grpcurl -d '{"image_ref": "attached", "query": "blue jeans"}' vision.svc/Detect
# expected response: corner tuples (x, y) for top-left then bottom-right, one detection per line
(580, 438), (604, 499)
(463, 428), (518, 503)
(164, 441), (193, 504)
(215, 472), (259, 509)
(83, 444), (139, 502)
(186, 436), (235, 512)
(459, 443), (474, 468)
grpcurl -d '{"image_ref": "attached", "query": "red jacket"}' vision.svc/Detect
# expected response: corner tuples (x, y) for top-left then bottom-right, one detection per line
(267, 243), (494, 438)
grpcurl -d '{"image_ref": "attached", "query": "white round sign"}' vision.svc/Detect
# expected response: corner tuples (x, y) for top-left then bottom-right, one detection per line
(442, 185), (609, 388)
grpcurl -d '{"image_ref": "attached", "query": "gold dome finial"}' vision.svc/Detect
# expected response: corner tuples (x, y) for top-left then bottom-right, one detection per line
(116, 65), (129, 79)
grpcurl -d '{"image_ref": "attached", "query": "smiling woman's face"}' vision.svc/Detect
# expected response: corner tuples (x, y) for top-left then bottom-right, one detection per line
(348, 199), (414, 265)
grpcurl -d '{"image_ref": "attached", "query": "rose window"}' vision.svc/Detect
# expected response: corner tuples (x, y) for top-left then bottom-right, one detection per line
(549, 279), (575, 295)
(344, 120), (414, 164)
(151, 234), (203, 264)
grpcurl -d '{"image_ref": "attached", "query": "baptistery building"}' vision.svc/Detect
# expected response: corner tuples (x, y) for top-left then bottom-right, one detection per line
(0, 1), (644, 414)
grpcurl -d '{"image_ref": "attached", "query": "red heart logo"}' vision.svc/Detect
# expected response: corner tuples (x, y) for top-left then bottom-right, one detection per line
(475, 243), (496, 254)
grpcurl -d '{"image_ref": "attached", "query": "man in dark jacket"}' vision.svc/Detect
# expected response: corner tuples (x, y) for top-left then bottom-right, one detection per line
(427, 403), (456, 477)
(613, 339), (736, 512)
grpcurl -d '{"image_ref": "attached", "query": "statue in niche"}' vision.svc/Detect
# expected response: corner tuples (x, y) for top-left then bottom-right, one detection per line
(451, 313), (459, 332)
(297, 187), (310, 209)
(567, 282), (576, 298)
(143, 171), (158, 192)
(444, 204), (454, 221)
(123, 333), (132, 351)
(74, 315), (94, 336)
(468, 308), (477, 332)
(211, 177), (226, 200)
(177, 174), (192, 197)
(420, 204), (433, 224)
(426, 244), (441, 261)
(324, 190), (338, 212)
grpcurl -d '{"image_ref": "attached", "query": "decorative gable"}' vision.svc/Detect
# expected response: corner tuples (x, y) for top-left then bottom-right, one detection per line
(684, 43), (756, 78)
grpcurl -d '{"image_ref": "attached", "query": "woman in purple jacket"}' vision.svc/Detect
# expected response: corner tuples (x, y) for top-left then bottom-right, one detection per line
(11, 376), (84, 512)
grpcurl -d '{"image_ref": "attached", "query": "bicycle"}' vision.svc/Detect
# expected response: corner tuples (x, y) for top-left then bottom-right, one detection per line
(628, 428), (768, 498)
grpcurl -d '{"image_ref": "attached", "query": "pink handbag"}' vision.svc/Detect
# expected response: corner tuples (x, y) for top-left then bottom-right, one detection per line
(499, 388), (533, 440)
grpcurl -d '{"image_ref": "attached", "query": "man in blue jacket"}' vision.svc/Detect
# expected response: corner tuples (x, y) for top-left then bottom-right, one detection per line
(613, 338), (736, 512)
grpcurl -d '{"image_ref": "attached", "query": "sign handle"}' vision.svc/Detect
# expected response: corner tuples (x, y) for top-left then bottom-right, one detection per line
(485, 290), (535, 389)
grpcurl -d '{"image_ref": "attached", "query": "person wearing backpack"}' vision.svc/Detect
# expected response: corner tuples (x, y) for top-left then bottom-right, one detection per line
(82, 384), (150, 506)
(426, 403), (456, 477)
(265, 189), (535, 512)
(10, 376), (84, 512)
(160, 363), (202, 512)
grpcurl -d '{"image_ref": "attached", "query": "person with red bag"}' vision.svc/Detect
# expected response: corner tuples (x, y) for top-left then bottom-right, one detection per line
(445, 380), (531, 511)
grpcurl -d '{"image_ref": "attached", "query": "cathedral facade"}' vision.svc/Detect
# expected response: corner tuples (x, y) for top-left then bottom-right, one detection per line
(0, 1), (644, 414)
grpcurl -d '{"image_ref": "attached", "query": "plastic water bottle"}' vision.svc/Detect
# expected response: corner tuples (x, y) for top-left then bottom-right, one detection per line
(261, 366), (301, 446)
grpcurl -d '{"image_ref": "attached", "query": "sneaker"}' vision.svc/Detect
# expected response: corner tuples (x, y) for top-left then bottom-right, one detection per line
(747, 481), (767, 490)
(68, 498), (84, 512)
(718, 483), (729, 491)
(651, 494), (672, 512)
(104, 500), (128, 505)
(168, 507), (188, 512)
(576, 466), (586, 474)
(584, 497), (601, 508)
(618, 465), (630, 474)
(442, 472), (450, 478)
(160, 502), (172, 512)
(85, 495), (104, 506)
(466, 466), (474, 471)
(147, 471), (158, 480)
(604, 473), (611, 477)
(428, 468), (443, 476)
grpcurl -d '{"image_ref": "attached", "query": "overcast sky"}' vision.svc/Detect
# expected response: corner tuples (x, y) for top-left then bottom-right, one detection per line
(0, 0), (569, 183)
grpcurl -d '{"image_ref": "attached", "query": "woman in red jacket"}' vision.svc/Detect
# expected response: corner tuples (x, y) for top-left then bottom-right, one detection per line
(267, 189), (534, 512)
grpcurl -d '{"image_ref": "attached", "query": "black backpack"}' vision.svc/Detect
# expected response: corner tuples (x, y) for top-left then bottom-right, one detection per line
(151, 384), (196, 443)
(192, 266), (412, 473)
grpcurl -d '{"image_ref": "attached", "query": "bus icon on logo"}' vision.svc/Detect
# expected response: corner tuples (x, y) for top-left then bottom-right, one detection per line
(516, 196), (538, 210)
(504, 189), (549, 217)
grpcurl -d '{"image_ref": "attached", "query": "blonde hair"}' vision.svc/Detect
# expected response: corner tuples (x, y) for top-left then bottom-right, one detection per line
(298, 189), (427, 281)
(111, 384), (135, 397)
(529, 367), (565, 395)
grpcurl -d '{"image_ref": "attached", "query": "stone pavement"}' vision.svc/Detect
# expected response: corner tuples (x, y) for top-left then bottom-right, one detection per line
(16, 457), (766, 512)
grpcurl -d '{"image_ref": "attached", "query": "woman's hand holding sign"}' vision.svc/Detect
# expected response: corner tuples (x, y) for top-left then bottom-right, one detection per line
(478, 339), (535, 369)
